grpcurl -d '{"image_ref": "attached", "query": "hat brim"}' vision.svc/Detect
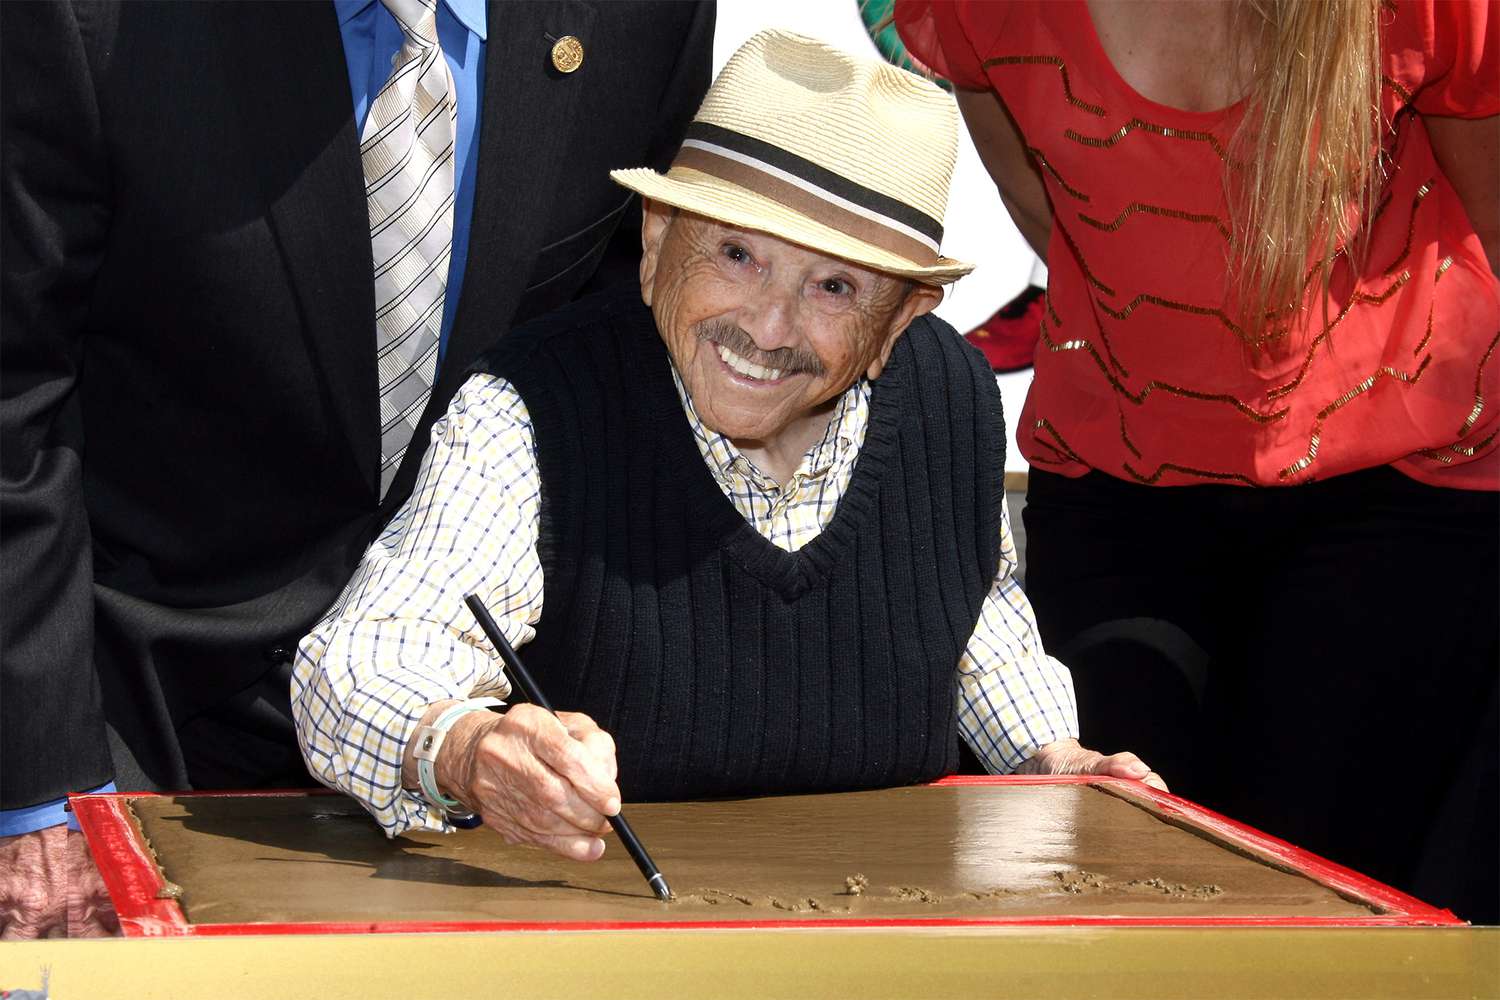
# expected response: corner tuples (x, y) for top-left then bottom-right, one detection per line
(611, 167), (973, 286)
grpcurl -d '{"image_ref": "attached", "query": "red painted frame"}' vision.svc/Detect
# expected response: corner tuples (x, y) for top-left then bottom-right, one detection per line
(71, 776), (1462, 938)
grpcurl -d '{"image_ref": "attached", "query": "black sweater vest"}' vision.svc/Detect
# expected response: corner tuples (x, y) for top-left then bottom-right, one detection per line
(476, 286), (1005, 801)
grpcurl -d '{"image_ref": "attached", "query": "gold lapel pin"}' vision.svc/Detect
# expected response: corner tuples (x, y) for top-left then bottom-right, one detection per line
(548, 34), (584, 74)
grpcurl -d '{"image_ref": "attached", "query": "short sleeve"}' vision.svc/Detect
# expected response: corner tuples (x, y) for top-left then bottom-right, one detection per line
(895, 0), (1005, 92)
(1387, 0), (1499, 117)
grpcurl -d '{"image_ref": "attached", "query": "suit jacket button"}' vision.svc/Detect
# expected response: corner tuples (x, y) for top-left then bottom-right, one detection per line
(265, 645), (293, 664)
(550, 35), (584, 74)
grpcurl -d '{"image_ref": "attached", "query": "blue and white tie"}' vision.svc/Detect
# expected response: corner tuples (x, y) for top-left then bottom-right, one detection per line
(362, 0), (456, 497)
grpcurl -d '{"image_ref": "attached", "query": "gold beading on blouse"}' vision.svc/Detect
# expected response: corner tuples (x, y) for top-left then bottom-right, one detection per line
(1279, 356), (1433, 479)
(982, 55), (1107, 116)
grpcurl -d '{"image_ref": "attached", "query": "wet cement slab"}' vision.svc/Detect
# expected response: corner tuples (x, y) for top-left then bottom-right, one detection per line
(129, 784), (1377, 925)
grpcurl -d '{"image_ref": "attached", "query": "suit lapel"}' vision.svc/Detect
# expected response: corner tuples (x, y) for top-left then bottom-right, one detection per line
(215, 1), (602, 505)
(435, 0), (598, 402)
(216, 3), (380, 494)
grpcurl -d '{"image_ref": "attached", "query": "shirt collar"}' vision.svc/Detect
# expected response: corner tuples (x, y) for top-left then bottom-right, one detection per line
(334, 0), (488, 40)
(668, 360), (869, 488)
(444, 0), (486, 40)
(334, 0), (377, 26)
(802, 383), (866, 478)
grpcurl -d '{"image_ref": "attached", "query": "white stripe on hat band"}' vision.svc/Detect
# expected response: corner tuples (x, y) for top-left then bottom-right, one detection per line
(679, 139), (942, 255)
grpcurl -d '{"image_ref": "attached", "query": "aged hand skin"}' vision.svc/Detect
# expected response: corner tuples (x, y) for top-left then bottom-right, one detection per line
(405, 701), (622, 862)
(1017, 738), (1169, 793)
(0, 825), (120, 939)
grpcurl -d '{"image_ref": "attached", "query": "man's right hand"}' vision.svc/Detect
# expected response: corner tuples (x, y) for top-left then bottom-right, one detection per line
(434, 704), (621, 861)
(0, 825), (119, 939)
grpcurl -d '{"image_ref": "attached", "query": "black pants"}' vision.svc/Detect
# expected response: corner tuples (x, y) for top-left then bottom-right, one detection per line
(1023, 467), (1499, 923)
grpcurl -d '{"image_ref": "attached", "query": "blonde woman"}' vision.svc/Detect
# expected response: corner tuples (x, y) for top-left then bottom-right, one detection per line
(897, 0), (1497, 921)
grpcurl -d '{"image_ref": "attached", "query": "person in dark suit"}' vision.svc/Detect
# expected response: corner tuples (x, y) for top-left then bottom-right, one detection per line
(0, 0), (713, 937)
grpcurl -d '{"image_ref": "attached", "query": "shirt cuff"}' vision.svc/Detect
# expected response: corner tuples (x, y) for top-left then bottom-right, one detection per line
(0, 782), (117, 836)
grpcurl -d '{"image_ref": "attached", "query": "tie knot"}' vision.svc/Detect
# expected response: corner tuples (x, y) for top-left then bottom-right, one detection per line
(380, 0), (438, 47)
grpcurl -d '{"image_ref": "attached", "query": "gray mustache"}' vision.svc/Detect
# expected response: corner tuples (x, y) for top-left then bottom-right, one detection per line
(696, 320), (825, 376)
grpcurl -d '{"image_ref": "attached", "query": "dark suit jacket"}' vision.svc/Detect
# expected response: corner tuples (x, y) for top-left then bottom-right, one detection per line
(0, 0), (713, 806)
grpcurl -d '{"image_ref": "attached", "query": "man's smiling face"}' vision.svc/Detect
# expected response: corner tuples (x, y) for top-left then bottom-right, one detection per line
(638, 201), (941, 447)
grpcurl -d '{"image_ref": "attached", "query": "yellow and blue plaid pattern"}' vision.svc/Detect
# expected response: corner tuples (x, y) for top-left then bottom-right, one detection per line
(294, 366), (1078, 836)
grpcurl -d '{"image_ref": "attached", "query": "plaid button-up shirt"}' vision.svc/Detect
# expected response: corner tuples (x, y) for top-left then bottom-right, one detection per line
(293, 366), (1079, 836)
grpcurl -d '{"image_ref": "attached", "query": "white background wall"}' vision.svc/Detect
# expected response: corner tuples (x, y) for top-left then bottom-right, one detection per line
(712, 2), (1037, 471)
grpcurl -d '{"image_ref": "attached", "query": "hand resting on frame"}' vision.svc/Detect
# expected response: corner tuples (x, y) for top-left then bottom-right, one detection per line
(1017, 738), (1169, 792)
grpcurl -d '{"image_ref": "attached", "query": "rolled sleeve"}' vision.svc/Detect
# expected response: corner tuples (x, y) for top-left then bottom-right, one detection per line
(956, 495), (1079, 773)
(291, 374), (542, 836)
(895, 0), (1006, 91)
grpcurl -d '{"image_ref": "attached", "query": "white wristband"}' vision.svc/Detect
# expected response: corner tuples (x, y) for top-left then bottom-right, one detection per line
(411, 697), (503, 816)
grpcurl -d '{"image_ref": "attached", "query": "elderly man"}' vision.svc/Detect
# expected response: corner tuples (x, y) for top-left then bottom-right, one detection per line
(294, 30), (1161, 861)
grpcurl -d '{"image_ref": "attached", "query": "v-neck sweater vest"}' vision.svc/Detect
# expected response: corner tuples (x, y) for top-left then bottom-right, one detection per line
(476, 286), (1006, 801)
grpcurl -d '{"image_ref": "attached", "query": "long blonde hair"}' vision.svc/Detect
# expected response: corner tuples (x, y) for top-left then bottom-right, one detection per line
(1229, 0), (1386, 343)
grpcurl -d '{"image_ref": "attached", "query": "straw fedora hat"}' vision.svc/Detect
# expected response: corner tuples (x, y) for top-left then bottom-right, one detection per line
(611, 30), (973, 286)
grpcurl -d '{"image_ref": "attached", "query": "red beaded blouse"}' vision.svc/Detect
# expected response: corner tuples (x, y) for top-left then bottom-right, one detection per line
(898, 0), (1498, 489)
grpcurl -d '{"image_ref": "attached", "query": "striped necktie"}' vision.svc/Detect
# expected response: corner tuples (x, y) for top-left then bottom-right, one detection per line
(362, 0), (456, 497)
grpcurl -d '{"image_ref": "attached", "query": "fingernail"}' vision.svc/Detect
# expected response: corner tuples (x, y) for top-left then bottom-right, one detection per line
(1128, 762), (1149, 775)
(604, 797), (621, 815)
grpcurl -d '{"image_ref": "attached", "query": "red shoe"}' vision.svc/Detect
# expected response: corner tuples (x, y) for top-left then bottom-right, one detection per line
(964, 285), (1044, 373)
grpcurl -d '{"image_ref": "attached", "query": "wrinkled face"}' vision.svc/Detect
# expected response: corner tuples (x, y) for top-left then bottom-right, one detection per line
(639, 202), (942, 445)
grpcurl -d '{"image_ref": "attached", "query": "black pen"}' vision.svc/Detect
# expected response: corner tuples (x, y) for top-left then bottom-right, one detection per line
(463, 593), (673, 902)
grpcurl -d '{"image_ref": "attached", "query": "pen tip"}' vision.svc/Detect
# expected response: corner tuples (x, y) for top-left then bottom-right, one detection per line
(650, 874), (674, 901)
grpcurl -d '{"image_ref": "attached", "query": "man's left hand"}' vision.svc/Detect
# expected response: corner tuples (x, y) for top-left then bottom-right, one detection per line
(1017, 738), (1168, 792)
